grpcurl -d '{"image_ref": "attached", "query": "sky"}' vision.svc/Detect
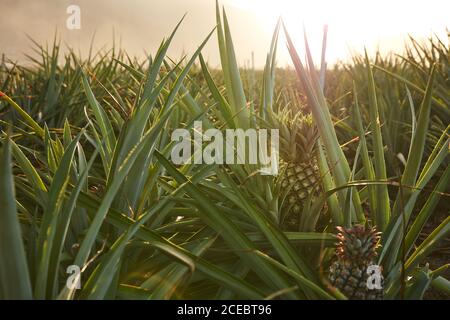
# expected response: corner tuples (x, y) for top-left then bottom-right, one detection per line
(1, 0), (449, 68)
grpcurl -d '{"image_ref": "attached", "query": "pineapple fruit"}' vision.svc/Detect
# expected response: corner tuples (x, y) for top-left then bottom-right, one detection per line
(329, 224), (384, 300)
(271, 109), (321, 229)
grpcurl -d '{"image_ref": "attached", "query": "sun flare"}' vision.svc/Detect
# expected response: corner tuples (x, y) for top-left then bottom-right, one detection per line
(226, 0), (449, 64)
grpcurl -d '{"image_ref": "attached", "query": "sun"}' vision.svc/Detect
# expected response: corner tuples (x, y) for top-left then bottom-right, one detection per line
(224, 0), (364, 63)
(224, 0), (450, 65)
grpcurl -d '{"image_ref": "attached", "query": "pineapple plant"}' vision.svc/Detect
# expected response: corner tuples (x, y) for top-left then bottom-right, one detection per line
(270, 108), (321, 229)
(329, 224), (384, 300)
(0, 2), (449, 301)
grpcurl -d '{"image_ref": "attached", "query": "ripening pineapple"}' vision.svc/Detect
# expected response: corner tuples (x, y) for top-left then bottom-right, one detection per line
(329, 224), (384, 300)
(271, 109), (321, 229)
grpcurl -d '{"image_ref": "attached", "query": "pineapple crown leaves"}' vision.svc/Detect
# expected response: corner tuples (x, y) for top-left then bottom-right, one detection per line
(266, 107), (319, 163)
(335, 224), (382, 262)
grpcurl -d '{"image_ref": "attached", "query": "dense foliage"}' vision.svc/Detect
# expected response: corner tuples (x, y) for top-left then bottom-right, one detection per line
(0, 5), (448, 300)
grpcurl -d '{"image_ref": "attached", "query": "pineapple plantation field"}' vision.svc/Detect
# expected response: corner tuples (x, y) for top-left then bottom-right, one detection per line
(0, 6), (449, 300)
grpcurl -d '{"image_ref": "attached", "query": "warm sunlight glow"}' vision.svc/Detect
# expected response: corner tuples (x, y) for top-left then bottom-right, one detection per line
(226, 0), (449, 64)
